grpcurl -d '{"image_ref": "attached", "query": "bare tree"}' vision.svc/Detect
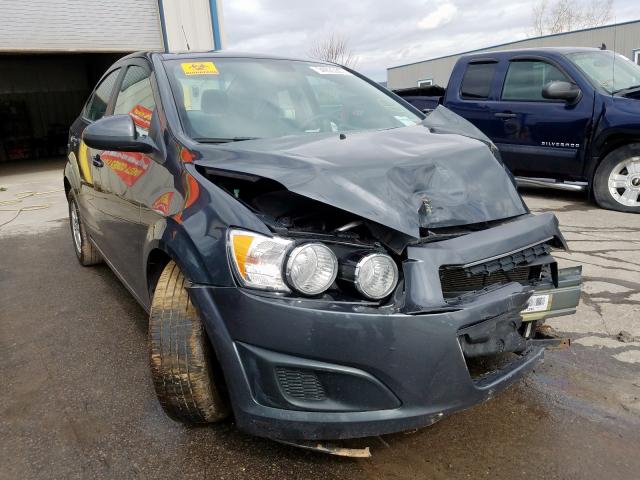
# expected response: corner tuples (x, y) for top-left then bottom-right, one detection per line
(531, 0), (614, 36)
(308, 33), (359, 68)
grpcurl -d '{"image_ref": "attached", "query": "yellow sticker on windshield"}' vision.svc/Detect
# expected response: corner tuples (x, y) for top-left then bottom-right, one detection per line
(181, 62), (219, 75)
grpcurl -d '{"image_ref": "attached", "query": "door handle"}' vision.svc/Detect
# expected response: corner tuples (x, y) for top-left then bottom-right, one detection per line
(494, 112), (517, 119)
(92, 154), (104, 168)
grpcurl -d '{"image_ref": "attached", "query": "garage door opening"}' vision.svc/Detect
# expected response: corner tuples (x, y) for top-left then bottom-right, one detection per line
(0, 53), (128, 163)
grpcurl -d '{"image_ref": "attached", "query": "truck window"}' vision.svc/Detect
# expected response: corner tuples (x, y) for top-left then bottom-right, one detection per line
(460, 62), (497, 99)
(502, 60), (569, 101)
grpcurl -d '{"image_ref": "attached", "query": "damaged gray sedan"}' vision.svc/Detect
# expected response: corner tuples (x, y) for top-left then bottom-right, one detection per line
(64, 52), (582, 444)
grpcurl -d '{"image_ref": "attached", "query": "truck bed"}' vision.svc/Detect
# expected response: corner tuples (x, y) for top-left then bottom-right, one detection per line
(393, 85), (444, 112)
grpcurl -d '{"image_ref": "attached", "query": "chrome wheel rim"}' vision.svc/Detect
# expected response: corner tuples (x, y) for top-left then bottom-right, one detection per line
(71, 202), (82, 255)
(608, 156), (640, 207)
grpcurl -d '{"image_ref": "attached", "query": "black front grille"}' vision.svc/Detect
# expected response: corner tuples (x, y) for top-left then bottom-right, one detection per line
(440, 266), (532, 293)
(439, 242), (551, 296)
(276, 367), (326, 401)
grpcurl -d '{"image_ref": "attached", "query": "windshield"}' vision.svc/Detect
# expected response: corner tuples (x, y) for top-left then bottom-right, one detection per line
(566, 50), (640, 94)
(164, 58), (421, 142)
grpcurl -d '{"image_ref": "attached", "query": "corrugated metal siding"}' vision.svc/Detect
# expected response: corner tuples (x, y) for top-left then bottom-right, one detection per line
(0, 0), (163, 52)
(162, 0), (215, 52)
(388, 21), (640, 89)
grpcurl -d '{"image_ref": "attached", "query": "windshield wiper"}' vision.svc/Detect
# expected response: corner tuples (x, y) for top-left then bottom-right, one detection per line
(613, 84), (640, 95)
(194, 137), (259, 144)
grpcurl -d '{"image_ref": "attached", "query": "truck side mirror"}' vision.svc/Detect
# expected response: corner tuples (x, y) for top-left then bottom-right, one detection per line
(542, 81), (581, 104)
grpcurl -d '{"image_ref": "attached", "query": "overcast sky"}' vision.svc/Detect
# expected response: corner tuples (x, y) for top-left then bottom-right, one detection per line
(222, 0), (638, 81)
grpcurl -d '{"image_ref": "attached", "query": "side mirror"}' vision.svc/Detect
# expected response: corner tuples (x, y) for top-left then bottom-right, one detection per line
(83, 114), (153, 153)
(542, 81), (581, 104)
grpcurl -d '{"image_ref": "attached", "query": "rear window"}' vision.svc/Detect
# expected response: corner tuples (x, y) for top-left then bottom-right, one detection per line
(460, 62), (497, 99)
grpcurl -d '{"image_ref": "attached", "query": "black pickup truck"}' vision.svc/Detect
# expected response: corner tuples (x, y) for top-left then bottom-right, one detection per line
(394, 47), (640, 213)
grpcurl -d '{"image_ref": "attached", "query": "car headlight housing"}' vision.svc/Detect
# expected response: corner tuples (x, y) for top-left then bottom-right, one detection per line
(353, 253), (399, 300)
(229, 229), (292, 292)
(285, 243), (338, 296)
(229, 229), (398, 300)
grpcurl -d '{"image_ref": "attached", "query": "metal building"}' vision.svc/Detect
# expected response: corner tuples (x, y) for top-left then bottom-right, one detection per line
(0, 0), (224, 163)
(388, 19), (640, 90)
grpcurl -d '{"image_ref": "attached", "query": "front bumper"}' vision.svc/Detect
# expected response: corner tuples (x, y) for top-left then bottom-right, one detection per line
(187, 213), (582, 440)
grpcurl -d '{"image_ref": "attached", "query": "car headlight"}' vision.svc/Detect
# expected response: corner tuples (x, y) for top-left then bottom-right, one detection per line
(229, 229), (292, 292)
(285, 243), (338, 296)
(229, 229), (396, 300)
(353, 253), (399, 300)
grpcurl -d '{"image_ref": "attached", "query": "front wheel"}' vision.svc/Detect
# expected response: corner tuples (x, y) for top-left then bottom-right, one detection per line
(68, 193), (103, 266)
(149, 260), (229, 424)
(593, 144), (640, 213)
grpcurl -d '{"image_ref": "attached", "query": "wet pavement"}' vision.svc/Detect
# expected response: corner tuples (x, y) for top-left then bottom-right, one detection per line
(1, 159), (639, 479)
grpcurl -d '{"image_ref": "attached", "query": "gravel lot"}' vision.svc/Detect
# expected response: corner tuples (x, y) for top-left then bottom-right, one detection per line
(1, 158), (639, 479)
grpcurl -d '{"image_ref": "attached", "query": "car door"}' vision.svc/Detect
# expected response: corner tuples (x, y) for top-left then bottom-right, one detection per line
(487, 57), (593, 178)
(96, 60), (159, 301)
(69, 67), (122, 239)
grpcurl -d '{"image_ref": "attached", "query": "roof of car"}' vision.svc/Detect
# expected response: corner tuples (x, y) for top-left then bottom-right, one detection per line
(121, 50), (331, 64)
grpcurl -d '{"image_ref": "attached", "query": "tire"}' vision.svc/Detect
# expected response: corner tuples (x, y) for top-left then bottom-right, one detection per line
(68, 193), (103, 266)
(149, 260), (229, 424)
(593, 144), (640, 213)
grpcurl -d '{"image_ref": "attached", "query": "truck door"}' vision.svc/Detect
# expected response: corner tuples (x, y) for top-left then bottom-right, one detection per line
(488, 58), (592, 178)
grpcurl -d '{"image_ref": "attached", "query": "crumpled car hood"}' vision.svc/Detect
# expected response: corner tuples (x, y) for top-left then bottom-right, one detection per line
(194, 111), (527, 238)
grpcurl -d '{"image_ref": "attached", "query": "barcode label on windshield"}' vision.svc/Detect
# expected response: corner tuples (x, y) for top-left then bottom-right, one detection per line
(309, 66), (351, 75)
(522, 294), (551, 313)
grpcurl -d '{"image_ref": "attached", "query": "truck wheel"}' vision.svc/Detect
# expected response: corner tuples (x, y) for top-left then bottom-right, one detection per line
(149, 260), (229, 424)
(68, 194), (103, 266)
(594, 144), (640, 213)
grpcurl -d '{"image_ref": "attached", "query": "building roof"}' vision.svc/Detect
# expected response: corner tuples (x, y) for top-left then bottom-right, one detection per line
(388, 19), (640, 71)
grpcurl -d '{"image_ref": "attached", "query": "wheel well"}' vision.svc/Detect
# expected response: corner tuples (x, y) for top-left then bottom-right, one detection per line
(63, 177), (72, 199)
(588, 136), (640, 195)
(147, 248), (172, 298)
(595, 136), (640, 168)
(145, 247), (231, 400)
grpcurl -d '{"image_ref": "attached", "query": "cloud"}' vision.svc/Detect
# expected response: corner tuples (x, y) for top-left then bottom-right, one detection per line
(230, 0), (262, 13)
(417, 3), (458, 30)
(221, 0), (638, 81)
